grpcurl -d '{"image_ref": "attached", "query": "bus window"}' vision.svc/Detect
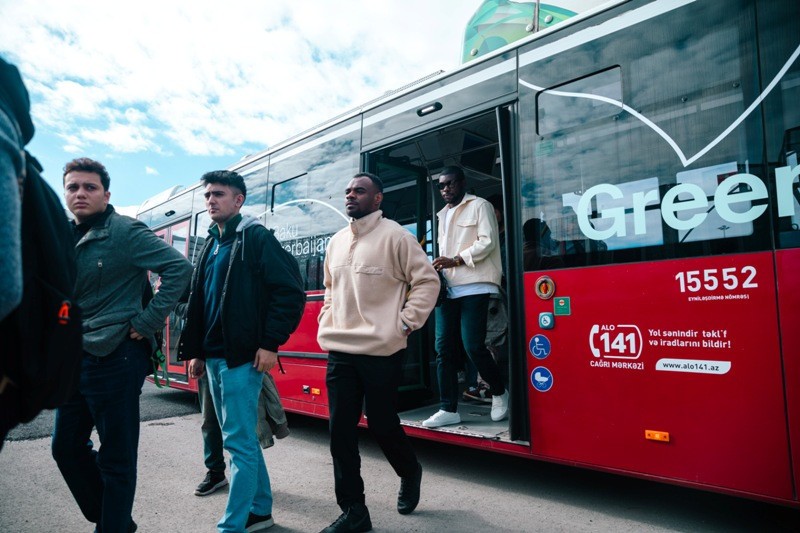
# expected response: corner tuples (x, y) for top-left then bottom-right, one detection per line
(150, 189), (193, 230)
(519, 0), (771, 269)
(269, 173), (345, 292)
(264, 121), (360, 291)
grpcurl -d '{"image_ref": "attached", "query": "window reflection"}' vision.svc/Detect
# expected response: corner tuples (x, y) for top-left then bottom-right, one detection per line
(519, 0), (770, 269)
(265, 124), (360, 290)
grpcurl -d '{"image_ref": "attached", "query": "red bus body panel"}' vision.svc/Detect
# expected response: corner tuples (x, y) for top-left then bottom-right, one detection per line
(280, 293), (325, 354)
(524, 252), (793, 500)
(271, 251), (799, 503)
(777, 248), (800, 499)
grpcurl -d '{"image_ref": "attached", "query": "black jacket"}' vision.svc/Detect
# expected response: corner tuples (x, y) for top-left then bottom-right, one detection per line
(177, 216), (305, 368)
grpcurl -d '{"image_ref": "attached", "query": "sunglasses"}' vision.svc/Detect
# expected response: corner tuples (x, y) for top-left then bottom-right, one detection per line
(437, 179), (463, 190)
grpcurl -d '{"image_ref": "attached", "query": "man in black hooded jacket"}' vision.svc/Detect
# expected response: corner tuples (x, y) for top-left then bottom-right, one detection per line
(178, 170), (304, 533)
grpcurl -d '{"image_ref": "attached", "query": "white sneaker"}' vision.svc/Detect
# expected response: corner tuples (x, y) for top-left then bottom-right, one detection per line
(490, 391), (509, 421)
(422, 409), (461, 428)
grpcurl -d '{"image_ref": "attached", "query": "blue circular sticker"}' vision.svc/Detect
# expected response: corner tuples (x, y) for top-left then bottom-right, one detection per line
(531, 366), (554, 392)
(529, 334), (551, 359)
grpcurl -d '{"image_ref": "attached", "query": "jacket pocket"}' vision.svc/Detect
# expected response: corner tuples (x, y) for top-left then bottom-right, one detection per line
(353, 265), (384, 275)
(455, 218), (478, 249)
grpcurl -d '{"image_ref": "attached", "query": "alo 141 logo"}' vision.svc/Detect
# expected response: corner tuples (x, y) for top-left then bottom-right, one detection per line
(589, 324), (642, 359)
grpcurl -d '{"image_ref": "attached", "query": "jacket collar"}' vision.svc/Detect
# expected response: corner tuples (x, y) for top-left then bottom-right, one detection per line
(349, 209), (383, 237)
(209, 213), (243, 241)
(75, 206), (116, 247)
(437, 193), (476, 219)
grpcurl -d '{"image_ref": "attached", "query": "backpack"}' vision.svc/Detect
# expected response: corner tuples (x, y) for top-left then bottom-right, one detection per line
(0, 57), (82, 424)
(0, 152), (83, 423)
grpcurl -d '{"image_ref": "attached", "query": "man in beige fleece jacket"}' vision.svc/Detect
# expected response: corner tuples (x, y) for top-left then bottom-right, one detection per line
(317, 172), (439, 533)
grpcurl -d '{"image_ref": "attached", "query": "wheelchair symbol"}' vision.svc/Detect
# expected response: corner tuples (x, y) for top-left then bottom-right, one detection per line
(529, 334), (551, 359)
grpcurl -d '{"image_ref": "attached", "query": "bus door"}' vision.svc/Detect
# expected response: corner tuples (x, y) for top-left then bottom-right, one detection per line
(517, 0), (792, 499)
(365, 107), (529, 444)
(363, 158), (431, 409)
(758, 0), (800, 498)
(153, 219), (191, 383)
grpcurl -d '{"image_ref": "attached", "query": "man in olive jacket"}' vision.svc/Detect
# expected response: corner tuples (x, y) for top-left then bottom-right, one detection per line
(179, 170), (304, 533)
(53, 157), (192, 533)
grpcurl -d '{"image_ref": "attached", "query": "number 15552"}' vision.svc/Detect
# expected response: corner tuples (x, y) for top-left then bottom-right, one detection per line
(675, 266), (757, 293)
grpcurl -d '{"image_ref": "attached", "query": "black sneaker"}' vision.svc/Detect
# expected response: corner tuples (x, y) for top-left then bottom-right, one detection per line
(319, 503), (372, 533)
(194, 470), (228, 496)
(397, 462), (422, 515)
(245, 512), (274, 531)
(463, 384), (493, 403)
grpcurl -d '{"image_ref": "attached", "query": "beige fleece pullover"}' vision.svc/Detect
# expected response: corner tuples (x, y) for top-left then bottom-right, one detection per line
(317, 210), (440, 356)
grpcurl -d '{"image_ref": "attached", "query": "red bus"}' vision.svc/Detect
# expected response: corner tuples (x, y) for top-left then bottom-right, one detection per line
(138, 0), (800, 506)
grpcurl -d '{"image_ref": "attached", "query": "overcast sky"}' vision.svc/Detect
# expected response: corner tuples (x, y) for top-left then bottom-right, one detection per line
(1, 0), (482, 211)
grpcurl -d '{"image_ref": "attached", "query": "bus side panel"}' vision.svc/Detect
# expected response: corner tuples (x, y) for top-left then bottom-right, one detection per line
(280, 295), (325, 354)
(275, 295), (330, 411)
(272, 358), (328, 411)
(525, 252), (792, 499)
(777, 248), (800, 498)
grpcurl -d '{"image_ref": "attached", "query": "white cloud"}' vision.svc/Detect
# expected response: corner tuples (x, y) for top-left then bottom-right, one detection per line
(145, 166), (158, 175)
(114, 205), (140, 217)
(0, 0), (479, 157)
(79, 121), (158, 153)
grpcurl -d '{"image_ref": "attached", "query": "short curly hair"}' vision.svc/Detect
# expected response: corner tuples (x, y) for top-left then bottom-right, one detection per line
(63, 158), (111, 190)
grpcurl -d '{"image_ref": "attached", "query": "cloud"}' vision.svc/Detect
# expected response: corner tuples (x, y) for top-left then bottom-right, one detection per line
(145, 166), (158, 175)
(0, 0), (477, 158)
(114, 205), (140, 217)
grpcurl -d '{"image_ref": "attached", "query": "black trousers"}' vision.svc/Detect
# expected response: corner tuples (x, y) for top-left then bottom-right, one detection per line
(326, 350), (418, 510)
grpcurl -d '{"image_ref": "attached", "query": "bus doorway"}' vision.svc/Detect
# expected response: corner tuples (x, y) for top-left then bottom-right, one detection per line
(365, 108), (528, 445)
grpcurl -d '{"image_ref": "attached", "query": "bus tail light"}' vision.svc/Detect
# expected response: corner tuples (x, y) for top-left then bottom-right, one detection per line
(645, 430), (670, 443)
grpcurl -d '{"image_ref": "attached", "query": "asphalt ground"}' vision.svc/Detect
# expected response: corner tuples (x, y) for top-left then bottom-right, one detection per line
(4, 379), (200, 443)
(2, 382), (799, 532)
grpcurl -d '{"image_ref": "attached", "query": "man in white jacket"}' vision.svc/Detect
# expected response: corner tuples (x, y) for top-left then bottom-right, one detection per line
(423, 166), (509, 428)
(317, 172), (439, 533)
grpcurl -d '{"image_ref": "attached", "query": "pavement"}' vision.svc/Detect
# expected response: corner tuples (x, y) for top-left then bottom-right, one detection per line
(2, 412), (347, 533)
(1, 410), (537, 533)
(3, 402), (800, 532)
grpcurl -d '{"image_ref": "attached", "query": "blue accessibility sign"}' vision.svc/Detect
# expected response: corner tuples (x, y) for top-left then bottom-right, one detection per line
(529, 334), (551, 359)
(530, 366), (554, 392)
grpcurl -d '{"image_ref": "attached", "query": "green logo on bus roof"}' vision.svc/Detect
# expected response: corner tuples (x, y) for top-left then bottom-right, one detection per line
(462, 1), (578, 63)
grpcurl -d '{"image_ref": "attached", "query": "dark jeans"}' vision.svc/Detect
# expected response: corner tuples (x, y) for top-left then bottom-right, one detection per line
(51, 338), (149, 533)
(198, 372), (226, 473)
(326, 350), (418, 510)
(435, 294), (505, 412)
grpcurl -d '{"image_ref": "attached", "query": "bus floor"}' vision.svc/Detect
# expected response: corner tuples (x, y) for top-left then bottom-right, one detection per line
(399, 402), (511, 442)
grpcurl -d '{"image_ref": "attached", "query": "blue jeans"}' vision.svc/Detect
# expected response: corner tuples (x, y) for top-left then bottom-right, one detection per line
(51, 338), (149, 533)
(435, 294), (505, 412)
(205, 358), (272, 533)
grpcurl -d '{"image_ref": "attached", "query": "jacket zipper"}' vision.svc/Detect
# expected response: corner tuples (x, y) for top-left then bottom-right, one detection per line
(97, 259), (103, 295)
